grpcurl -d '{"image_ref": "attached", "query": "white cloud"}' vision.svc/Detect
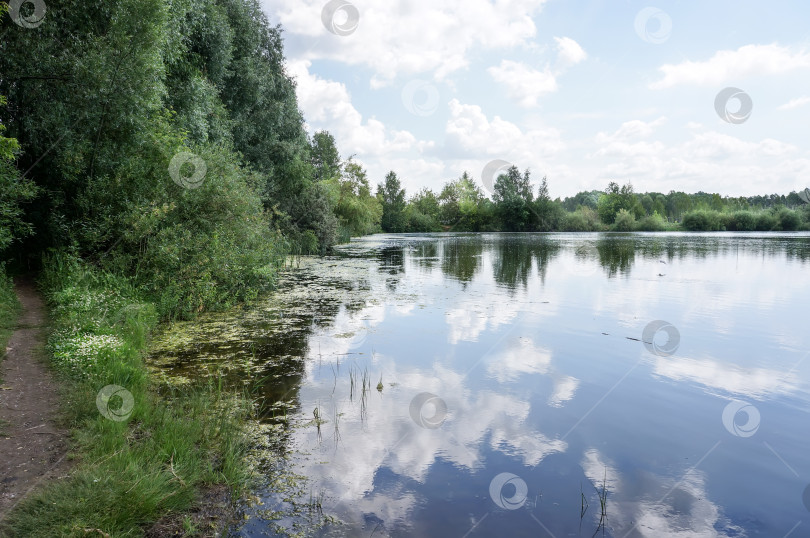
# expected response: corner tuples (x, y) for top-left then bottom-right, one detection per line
(682, 132), (796, 159)
(269, 0), (550, 84)
(288, 60), (425, 158)
(488, 60), (558, 107)
(487, 37), (586, 107)
(588, 119), (808, 195)
(445, 99), (564, 160)
(650, 43), (810, 89)
(777, 96), (810, 110)
(554, 36), (587, 66)
(599, 117), (667, 141)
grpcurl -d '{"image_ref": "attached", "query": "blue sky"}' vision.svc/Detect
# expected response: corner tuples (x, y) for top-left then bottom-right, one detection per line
(260, 0), (810, 198)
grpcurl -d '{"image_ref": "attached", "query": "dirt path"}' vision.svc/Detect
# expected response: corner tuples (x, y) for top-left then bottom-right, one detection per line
(0, 278), (70, 521)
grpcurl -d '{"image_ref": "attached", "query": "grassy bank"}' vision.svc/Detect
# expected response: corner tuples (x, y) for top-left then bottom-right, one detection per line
(0, 269), (19, 436)
(0, 254), (257, 537)
(0, 270), (20, 361)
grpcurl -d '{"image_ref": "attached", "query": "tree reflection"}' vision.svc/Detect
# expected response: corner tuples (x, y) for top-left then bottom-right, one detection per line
(378, 245), (405, 292)
(492, 236), (559, 291)
(596, 236), (636, 277)
(411, 241), (439, 270)
(440, 237), (483, 286)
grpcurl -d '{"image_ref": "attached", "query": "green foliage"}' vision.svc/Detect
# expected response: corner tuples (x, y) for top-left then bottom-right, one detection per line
(402, 188), (441, 232)
(217, 0), (309, 187)
(775, 207), (801, 231)
(681, 210), (724, 231)
(802, 205), (810, 230)
(725, 210), (757, 231)
(755, 212), (778, 231)
(493, 166), (533, 231)
(561, 190), (600, 212)
(612, 208), (636, 231)
(436, 173), (493, 231)
(2, 257), (255, 536)
(561, 207), (601, 231)
(561, 211), (589, 232)
(0, 95), (38, 255)
(635, 211), (667, 231)
(310, 131), (341, 182)
(597, 182), (642, 224)
(456, 173), (492, 231)
(532, 177), (564, 232)
(334, 160), (382, 236)
(0, 270), (20, 363)
(377, 171), (407, 232)
(404, 205), (442, 232)
(563, 187), (808, 224)
(0, 0), (309, 317)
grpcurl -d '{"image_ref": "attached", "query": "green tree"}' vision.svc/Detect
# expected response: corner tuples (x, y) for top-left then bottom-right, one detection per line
(405, 188), (441, 232)
(410, 188), (440, 221)
(640, 194), (654, 215)
(562, 190), (600, 212)
(437, 172), (492, 231)
(457, 172), (490, 231)
(438, 181), (460, 226)
(0, 96), (38, 255)
(597, 182), (642, 224)
(310, 130), (342, 181)
(666, 191), (692, 220)
(335, 160), (382, 236)
(532, 176), (564, 232)
(377, 171), (407, 232)
(493, 166), (533, 231)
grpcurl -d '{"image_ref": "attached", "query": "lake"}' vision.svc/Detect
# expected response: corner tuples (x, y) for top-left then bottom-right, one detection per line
(148, 232), (810, 537)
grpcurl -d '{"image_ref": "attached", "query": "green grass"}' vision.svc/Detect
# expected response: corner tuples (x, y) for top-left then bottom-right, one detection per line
(0, 253), (257, 537)
(0, 268), (21, 384)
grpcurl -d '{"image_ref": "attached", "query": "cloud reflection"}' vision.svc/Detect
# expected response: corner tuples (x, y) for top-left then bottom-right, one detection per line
(285, 363), (567, 530)
(581, 448), (744, 537)
(652, 355), (798, 399)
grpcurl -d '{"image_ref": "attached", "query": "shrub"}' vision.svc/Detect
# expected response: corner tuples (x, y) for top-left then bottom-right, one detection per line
(612, 208), (636, 231)
(755, 212), (778, 231)
(405, 208), (441, 232)
(681, 210), (723, 231)
(100, 144), (286, 319)
(562, 207), (601, 231)
(561, 211), (589, 231)
(776, 208), (801, 231)
(729, 210), (756, 231)
(635, 212), (667, 231)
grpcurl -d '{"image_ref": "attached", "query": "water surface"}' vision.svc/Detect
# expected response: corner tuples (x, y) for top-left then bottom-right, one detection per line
(149, 232), (810, 537)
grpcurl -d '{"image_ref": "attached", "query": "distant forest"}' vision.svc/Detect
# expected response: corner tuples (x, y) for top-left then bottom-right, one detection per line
(1, 0), (808, 318)
(373, 169), (810, 234)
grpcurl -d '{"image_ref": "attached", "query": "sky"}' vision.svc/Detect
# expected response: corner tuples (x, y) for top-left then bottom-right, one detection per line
(259, 0), (810, 199)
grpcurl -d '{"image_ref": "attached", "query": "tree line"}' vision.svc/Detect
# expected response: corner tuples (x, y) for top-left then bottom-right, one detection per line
(373, 166), (810, 234)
